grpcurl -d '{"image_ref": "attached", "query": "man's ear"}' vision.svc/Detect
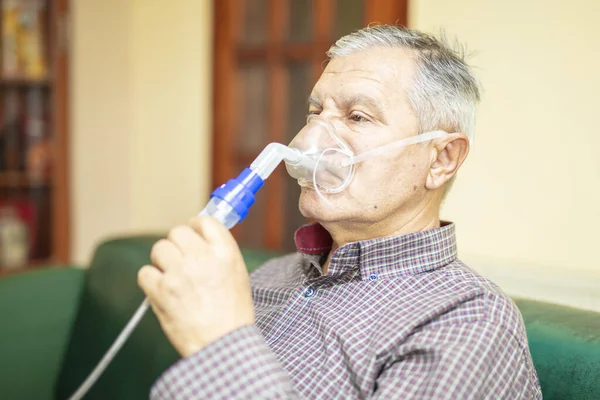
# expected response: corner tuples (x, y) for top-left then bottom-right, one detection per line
(426, 133), (470, 190)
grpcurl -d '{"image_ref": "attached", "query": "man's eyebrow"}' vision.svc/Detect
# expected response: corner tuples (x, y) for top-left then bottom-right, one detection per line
(342, 95), (387, 123)
(307, 94), (388, 123)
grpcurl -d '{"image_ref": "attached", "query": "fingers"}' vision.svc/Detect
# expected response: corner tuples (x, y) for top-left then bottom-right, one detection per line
(189, 215), (236, 247)
(168, 225), (205, 254)
(137, 264), (162, 299)
(189, 215), (247, 275)
(150, 239), (184, 272)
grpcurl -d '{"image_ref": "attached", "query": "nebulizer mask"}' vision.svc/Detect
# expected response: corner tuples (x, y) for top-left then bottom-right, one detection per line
(285, 114), (448, 202)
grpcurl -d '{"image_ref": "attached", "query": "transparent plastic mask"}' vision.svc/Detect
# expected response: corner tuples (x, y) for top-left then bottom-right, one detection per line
(285, 116), (354, 194)
(285, 115), (448, 199)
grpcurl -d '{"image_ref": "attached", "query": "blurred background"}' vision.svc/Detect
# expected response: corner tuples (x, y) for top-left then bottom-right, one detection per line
(0, 0), (598, 311)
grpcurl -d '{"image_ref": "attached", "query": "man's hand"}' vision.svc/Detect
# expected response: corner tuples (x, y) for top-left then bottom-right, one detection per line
(137, 215), (255, 358)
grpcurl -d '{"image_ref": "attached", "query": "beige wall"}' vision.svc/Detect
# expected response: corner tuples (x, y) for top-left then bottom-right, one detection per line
(411, 0), (600, 308)
(70, 1), (212, 264)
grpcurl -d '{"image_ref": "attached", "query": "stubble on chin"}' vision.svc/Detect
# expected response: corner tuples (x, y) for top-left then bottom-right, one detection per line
(298, 187), (318, 219)
(298, 187), (343, 222)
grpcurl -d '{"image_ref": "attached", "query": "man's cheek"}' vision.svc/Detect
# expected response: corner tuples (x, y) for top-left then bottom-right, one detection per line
(352, 164), (388, 190)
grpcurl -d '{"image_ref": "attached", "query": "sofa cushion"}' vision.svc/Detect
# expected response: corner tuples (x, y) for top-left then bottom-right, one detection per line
(55, 236), (176, 400)
(0, 267), (85, 400)
(514, 298), (600, 400)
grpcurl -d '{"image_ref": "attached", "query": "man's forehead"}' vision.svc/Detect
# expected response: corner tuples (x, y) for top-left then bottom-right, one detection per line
(312, 47), (415, 100)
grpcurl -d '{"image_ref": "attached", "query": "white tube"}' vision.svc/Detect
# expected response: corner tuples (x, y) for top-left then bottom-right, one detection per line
(344, 130), (447, 166)
(68, 298), (151, 400)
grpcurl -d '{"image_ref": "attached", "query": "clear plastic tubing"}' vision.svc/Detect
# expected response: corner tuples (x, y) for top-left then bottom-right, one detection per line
(67, 143), (304, 400)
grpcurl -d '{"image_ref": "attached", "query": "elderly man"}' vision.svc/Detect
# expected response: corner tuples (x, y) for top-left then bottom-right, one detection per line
(138, 25), (542, 399)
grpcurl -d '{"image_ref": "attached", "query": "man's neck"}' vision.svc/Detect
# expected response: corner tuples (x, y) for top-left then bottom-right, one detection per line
(320, 202), (440, 275)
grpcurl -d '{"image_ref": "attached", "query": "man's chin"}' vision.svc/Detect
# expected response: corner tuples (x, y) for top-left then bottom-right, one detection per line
(298, 186), (341, 222)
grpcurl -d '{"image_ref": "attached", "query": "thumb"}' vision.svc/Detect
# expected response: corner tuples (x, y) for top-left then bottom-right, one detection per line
(189, 215), (238, 248)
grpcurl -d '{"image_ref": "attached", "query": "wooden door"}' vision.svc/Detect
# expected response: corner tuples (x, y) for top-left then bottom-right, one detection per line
(213, 0), (407, 252)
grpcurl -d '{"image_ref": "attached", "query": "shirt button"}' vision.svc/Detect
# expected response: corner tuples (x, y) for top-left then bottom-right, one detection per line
(369, 273), (379, 281)
(303, 287), (315, 298)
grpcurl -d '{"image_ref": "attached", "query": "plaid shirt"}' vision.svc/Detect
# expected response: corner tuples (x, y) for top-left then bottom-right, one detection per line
(150, 222), (542, 399)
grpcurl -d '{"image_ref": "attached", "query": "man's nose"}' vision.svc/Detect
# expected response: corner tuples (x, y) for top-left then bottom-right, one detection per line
(289, 123), (318, 149)
(290, 117), (334, 148)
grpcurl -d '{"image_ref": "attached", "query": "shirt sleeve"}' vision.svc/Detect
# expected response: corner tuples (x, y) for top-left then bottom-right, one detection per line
(150, 324), (300, 400)
(372, 321), (542, 399)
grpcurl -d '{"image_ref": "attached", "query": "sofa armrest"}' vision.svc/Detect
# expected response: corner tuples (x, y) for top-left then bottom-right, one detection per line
(514, 298), (600, 400)
(0, 266), (86, 400)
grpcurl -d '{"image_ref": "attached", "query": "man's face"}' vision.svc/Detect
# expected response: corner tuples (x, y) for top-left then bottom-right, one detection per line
(297, 47), (434, 226)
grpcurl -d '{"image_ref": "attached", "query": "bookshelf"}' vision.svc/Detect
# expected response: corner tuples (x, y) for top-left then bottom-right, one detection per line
(0, 0), (69, 275)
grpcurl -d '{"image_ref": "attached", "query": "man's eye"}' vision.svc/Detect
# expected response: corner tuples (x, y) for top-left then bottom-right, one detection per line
(349, 112), (368, 123)
(307, 110), (321, 117)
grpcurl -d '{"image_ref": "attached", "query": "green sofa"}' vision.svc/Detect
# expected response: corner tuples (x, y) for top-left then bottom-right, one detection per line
(0, 235), (599, 399)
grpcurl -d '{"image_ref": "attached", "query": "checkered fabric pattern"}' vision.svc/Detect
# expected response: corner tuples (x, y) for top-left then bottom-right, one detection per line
(150, 222), (542, 399)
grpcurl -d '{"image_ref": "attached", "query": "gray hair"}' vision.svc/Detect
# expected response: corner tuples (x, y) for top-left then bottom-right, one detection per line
(327, 25), (481, 143)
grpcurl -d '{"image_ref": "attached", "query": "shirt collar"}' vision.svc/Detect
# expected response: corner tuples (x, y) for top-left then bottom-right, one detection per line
(294, 221), (457, 280)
